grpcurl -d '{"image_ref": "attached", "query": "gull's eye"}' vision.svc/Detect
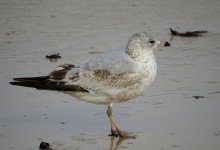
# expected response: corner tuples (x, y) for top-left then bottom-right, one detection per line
(149, 40), (155, 44)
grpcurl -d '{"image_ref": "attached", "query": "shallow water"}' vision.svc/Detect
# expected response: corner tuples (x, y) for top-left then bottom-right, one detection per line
(0, 0), (220, 150)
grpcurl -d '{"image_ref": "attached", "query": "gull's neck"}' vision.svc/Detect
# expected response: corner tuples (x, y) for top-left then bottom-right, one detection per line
(125, 49), (154, 63)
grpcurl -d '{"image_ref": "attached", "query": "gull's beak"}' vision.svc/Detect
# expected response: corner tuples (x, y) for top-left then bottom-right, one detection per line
(159, 41), (170, 47)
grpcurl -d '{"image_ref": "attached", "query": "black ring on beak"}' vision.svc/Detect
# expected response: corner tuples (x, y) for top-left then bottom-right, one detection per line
(164, 41), (170, 47)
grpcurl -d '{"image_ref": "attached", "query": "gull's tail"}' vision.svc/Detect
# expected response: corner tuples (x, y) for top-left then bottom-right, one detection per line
(10, 76), (88, 92)
(10, 76), (51, 89)
(12, 76), (49, 82)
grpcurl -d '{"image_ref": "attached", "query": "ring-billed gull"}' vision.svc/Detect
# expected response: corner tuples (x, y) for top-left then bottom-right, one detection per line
(10, 32), (170, 138)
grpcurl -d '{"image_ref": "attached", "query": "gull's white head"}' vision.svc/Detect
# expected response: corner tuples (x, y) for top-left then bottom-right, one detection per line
(126, 32), (170, 61)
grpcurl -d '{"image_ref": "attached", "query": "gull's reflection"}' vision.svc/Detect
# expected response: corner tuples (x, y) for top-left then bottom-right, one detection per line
(68, 133), (134, 150)
(109, 137), (131, 150)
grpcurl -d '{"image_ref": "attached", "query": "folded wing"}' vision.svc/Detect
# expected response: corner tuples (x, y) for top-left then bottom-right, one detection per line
(10, 51), (144, 94)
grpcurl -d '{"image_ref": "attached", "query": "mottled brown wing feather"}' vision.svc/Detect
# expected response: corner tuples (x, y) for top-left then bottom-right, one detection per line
(70, 69), (141, 89)
(49, 64), (74, 80)
(10, 64), (89, 92)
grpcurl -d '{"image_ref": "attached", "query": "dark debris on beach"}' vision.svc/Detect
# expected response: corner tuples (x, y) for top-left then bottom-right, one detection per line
(192, 96), (206, 99)
(45, 53), (62, 59)
(170, 28), (208, 37)
(39, 141), (52, 150)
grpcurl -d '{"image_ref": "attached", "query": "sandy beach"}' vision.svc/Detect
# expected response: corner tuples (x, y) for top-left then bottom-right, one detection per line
(0, 0), (220, 149)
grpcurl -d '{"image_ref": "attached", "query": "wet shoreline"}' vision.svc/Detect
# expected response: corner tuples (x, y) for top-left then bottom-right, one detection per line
(1, 0), (220, 150)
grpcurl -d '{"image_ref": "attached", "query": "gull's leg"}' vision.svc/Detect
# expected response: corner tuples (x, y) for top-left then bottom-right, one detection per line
(106, 104), (136, 139)
(107, 104), (118, 137)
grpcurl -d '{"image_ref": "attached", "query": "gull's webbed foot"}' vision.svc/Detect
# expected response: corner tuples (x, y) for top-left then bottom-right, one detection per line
(109, 129), (136, 139)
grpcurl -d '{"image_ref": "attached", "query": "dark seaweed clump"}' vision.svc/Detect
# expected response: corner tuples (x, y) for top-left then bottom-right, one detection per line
(39, 141), (51, 150)
(193, 96), (206, 99)
(46, 53), (61, 59)
(170, 28), (208, 37)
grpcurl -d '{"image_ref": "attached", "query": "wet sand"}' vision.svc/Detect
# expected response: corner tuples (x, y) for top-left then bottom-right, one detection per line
(0, 0), (220, 149)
